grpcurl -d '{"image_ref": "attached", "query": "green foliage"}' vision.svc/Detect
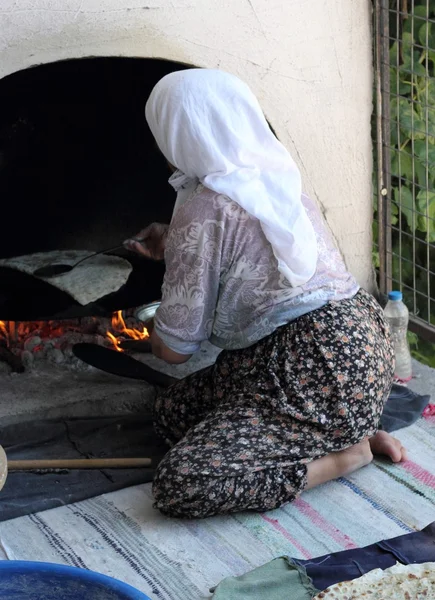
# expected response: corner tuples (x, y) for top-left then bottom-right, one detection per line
(408, 329), (435, 367)
(374, 1), (435, 362)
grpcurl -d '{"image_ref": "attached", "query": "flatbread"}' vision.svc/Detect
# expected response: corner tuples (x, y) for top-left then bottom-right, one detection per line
(0, 250), (132, 306)
(314, 562), (435, 599)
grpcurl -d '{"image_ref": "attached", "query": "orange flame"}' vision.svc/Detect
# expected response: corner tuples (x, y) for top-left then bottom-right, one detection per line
(0, 314), (148, 354)
(106, 310), (149, 352)
(106, 330), (123, 352)
(0, 321), (8, 344)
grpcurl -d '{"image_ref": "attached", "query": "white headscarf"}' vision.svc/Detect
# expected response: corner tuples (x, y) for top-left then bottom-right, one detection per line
(145, 68), (318, 287)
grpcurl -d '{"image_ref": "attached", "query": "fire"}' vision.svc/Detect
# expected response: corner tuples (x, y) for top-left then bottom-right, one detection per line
(106, 331), (122, 352)
(0, 319), (80, 348)
(106, 310), (149, 352)
(0, 313), (148, 355)
(0, 321), (19, 346)
(0, 321), (8, 340)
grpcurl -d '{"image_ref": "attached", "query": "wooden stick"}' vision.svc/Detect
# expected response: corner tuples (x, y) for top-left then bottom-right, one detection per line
(7, 457), (152, 470)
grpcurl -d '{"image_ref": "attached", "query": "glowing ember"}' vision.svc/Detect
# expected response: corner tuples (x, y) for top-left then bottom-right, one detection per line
(0, 311), (149, 374)
(106, 310), (149, 352)
(0, 321), (8, 342)
(0, 312), (148, 354)
(0, 319), (82, 347)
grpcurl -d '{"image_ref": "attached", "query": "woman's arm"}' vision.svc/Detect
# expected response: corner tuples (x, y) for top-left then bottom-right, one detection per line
(126, 194), (223, 362)
(125, 223), (192, 363)
(150, 329), (192, 364)
(152, 219), (223, 362)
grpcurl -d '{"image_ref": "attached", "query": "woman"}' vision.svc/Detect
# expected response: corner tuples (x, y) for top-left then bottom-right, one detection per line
(126, 69), (406, 519)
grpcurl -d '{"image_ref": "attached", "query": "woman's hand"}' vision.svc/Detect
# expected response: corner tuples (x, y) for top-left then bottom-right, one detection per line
(124, 223), (169, 261)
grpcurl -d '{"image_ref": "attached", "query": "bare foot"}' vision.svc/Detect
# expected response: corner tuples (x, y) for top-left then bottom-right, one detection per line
(369, 430), (408, 463)
(336, 438), (373, 476)
(306, 439), (373, 490)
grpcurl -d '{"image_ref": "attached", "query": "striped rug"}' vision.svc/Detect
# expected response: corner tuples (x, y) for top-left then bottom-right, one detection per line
(0, 415), (434, 599)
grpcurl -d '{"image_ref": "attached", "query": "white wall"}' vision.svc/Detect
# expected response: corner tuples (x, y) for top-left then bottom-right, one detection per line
(0, 0), (374, 289)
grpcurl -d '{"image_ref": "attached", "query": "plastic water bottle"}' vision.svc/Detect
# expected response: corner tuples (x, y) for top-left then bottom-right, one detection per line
(383, 291), (412, 383)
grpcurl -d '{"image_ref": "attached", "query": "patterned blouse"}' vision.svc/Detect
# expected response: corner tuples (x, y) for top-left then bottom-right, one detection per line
(154, 184), (359, 354)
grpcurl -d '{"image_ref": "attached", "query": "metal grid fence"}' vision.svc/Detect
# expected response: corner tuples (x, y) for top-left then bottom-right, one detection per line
(374, 0), (435, 342)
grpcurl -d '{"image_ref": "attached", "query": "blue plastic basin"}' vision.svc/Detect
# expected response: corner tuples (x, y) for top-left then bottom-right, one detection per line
(0, 560), (152, 599)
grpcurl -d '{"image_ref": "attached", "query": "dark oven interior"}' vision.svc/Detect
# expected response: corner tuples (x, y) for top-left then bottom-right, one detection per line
(0, 57), (189, 321)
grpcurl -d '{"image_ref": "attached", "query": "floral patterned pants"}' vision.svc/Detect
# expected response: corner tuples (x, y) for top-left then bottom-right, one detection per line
(152, 290), (394, 518)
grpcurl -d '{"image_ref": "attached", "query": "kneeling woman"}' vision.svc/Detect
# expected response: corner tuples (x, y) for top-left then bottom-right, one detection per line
(126, 69), (406, 519)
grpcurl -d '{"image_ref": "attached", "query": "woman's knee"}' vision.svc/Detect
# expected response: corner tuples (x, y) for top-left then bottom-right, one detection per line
(152, 461), (217, 518)
(152, 450), (244, 518)
(152, 456), (302, 518)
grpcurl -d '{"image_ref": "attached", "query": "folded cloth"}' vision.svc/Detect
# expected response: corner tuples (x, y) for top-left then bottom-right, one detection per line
(211, 522), (435, 598)
(211, 557), (320, 600)
(380, 383), (431, 432)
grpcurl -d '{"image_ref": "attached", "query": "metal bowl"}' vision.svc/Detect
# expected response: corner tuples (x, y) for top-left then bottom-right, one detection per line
(134, 301), (161, 323)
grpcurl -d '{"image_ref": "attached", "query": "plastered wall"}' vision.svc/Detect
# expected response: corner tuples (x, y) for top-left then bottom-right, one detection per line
(0, 0), (374, 288)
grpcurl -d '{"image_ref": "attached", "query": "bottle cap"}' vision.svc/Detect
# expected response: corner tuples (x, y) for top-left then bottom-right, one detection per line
(388, 290), (403, 301)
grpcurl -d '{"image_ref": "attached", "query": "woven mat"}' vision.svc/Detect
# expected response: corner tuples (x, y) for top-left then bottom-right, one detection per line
(0, 414), (434, 599)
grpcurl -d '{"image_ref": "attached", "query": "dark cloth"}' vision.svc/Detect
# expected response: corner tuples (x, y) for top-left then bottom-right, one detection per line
(295, 520), (435, 591)
(152, 290), (394, 518)
(382, 383), (431, 432)
(0, 385), (429, 523)
(0, 415), (167, 522)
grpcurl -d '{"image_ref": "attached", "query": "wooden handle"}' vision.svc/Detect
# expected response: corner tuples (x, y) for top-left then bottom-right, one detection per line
(0, 446), (6, 491)
(7, 457), (152, 470)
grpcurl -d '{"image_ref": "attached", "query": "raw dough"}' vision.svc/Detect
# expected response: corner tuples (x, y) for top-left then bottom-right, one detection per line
(0, 251), (132, 305)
